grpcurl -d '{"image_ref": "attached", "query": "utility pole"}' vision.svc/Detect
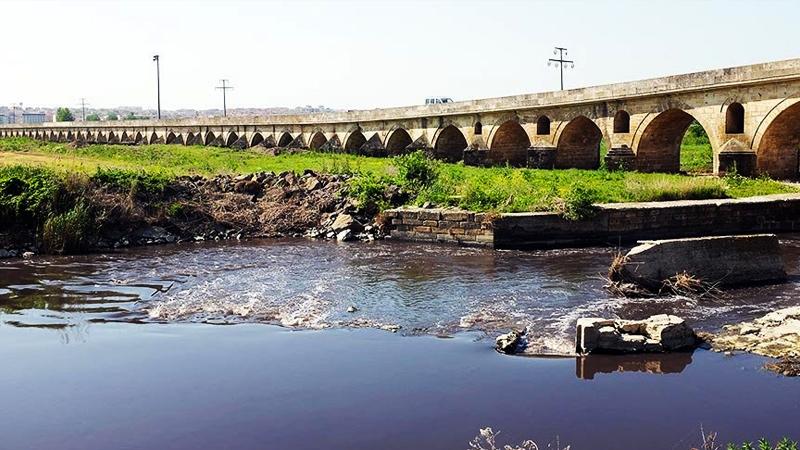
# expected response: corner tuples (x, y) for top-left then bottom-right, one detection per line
(10, 102), (22, 124)
(153, 54), (161, 119)
(215, 79), (234, 117)
(79, 98), (88, 121)
(548, 47), (574, 90)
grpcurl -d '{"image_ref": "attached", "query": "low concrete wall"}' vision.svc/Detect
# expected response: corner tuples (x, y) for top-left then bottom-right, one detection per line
(383, 194), (800, 249)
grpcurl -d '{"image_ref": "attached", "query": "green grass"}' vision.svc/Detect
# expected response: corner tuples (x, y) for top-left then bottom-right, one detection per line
(0, 137), (795, 214)
(680, 120), (713, 173)
(0, 137), (388, 177)
(680, 143), (713, 173)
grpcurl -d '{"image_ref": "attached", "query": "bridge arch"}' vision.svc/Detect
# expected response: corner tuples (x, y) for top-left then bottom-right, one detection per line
(225, 132), (239, 147)
(634, 108), (705, 173)
(277, 132), (293, 148)
(344, 130), (367, 153)
(204, 131), (217, 146)
(96, 131), (108, 144)
(488, 120), (530, 167)
(755, 100), (800, 179)
(555, 115), (602, 169)
(385, 128), (413, 156)
(309, 131), (327, 150)
(433, 125), (467, 162)
(250, 132), (265, 147)
(166, 131), (183, 145)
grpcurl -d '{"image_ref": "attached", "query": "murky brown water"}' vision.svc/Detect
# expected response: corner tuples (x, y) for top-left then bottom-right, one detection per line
(1, 238), (799, 449)
(3, 237), (800, 353)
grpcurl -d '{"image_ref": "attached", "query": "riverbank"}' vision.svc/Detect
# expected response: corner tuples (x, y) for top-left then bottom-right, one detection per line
(1, 137), (797, 256)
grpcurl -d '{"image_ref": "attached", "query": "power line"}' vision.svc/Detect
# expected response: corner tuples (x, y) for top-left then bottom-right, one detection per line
(215, 79), (234, 117)
(548, 46), (574, 90)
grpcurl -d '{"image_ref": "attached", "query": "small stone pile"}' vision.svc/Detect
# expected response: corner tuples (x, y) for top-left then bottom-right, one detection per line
(576, 314), (697, 354)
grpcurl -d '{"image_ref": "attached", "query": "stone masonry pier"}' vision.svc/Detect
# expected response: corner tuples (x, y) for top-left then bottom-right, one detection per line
(383, 194), (800, 249)
(4, 58), (800, 177)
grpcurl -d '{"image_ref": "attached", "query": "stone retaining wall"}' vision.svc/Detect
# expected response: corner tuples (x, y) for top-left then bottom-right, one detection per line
(381, 208), (494, 246)
(383, 194), (800, 249)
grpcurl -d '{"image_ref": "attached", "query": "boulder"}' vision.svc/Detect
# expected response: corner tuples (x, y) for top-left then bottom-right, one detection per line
(576, 315), (696, 354)
(331, 213), (362, 233)
(617, 234), (786, 289)
(336, 229), (353, 242)
(495, 330), (525, 354)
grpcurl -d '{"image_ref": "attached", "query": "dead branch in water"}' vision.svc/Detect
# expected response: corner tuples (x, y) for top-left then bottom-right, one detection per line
(605, 250), (722, 299)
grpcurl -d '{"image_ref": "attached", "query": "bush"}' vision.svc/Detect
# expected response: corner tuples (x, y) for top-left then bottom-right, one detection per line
(0, 166), (66, 223)
(556, 185), (599, 220)
(91, 168), (171, 196)
(42, 202), (94, 254)
(394, 151), (439, 189)
(348, 173), (393, 212)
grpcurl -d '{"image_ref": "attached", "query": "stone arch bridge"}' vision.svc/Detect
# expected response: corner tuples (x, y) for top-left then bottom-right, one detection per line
(4, 58), (800, 178)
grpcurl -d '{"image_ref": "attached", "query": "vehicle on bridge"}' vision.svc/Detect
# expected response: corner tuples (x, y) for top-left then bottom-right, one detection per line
(424, 97), (453, 105)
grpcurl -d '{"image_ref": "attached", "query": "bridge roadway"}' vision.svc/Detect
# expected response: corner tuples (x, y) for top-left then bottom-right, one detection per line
(4, 58), (800, 178)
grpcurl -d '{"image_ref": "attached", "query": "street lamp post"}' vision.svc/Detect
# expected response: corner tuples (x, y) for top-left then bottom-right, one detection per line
(153, 54), (161, 119)
(547, 47), (574, 90)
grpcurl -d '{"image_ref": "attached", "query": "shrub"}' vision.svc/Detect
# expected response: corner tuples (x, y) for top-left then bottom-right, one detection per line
(347, 173), (392, 212)
(91, 168), (171, 196)
(0, 165), (66, 223)
(42, 201), (94, 254)
(166, 201), (185, 217)
(394, 151), (440, 189)
(556, 185), (599, 220)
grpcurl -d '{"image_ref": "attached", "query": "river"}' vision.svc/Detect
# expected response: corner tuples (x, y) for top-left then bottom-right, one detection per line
(1, 238), (799, 449)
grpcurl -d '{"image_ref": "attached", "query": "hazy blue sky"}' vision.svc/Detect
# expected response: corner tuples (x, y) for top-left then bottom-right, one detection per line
(2, 0), (798, 111)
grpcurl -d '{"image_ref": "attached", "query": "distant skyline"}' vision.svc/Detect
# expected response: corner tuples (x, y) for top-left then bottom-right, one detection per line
(2, 0), (799, 111)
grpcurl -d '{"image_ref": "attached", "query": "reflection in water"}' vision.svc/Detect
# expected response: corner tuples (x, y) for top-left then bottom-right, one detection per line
(2, 237), (800, 354)
(576, 352), (694, 380)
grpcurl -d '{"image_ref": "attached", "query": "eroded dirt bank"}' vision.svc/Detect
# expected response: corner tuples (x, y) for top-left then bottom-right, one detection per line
(0, 170), (395, 257)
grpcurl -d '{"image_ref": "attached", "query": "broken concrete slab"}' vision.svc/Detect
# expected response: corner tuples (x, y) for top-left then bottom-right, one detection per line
(618, 234), (786, 289)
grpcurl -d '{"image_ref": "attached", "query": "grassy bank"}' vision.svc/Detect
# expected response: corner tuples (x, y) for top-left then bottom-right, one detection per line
(0, 137), (795, 216)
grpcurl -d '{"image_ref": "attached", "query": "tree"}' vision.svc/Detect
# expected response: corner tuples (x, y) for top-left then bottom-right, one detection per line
(106, 112), (118, 121)
(86, 113), (100, 121)
(56, 107), (75, 122)
(123, 112), (146, 120)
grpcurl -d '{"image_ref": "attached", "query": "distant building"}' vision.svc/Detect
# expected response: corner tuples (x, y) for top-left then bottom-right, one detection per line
(22, 113), (46, 124)
(0, 114), (7, 124)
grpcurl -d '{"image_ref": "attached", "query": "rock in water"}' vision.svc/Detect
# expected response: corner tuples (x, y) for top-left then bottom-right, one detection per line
(710, 306), (800, 359)
(495, 330), (524, 354)
(576, 315), (696, 354)
(332, 214), (361, 232)
(616, 234), (785, 289)
(336, 229), (353, 242)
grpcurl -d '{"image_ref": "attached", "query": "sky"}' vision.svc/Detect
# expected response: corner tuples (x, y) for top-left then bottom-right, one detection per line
(2, 0), (799, 111)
